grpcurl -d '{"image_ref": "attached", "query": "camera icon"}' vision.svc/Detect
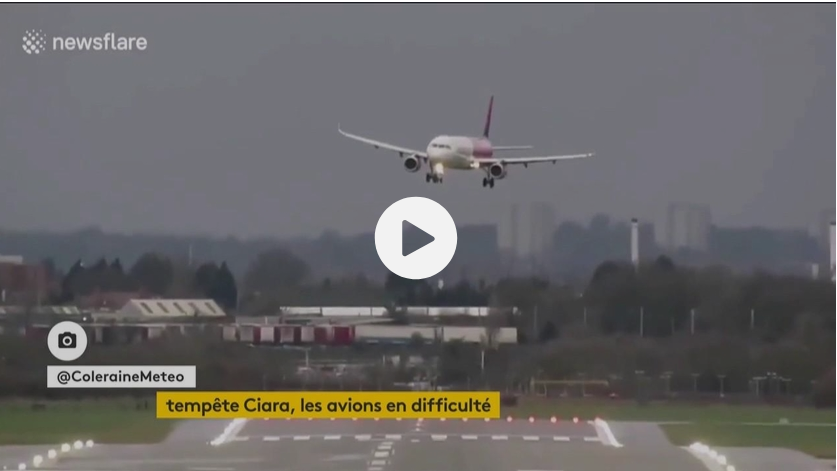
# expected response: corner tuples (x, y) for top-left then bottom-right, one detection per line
(48, 321), (88, 362)
(58, 332), (77, 349)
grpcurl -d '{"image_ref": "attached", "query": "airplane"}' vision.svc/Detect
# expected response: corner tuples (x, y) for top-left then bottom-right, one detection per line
(338, 96), (594, 188)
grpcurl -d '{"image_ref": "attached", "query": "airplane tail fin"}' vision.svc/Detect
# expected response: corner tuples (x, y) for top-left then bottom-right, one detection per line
(482, 95), (494, 138)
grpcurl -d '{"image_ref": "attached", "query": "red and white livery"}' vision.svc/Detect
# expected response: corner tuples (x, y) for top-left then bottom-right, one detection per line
(338, 96), (594, 188)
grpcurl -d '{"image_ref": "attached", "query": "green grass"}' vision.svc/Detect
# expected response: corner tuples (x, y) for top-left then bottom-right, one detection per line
(0, 399), (176, 445)
(661, 423), (836, 459)
(505, 398), (835, 424)
(503, 398), (835, 458)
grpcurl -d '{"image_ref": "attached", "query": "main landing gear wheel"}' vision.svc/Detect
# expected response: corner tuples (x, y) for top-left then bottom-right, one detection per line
(482, 178), (495, 188)
(426, 174), (431, 183)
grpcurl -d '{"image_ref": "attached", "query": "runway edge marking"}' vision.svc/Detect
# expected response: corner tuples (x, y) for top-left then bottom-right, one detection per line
(592, 419), (623, 448)
(209, 418), (249, 446)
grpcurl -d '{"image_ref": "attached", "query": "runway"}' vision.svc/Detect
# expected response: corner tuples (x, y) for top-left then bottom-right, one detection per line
(14, 418), (714, 471)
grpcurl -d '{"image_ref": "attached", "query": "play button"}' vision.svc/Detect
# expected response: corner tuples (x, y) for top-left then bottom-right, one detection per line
(375, 197), (457, 280)
(402, 220), (435, 257)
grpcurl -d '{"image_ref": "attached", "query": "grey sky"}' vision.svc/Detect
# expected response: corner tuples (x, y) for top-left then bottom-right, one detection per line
(1, 4), (833, 239)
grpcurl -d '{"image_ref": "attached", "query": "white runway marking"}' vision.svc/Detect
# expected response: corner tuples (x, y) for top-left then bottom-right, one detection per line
(593, 418), (623, 448)
(373, 452), (389, 458)
(242, 434), (604, 444)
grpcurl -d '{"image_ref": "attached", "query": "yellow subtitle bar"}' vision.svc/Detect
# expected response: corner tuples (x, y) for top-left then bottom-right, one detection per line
(157, 391), (500, 419)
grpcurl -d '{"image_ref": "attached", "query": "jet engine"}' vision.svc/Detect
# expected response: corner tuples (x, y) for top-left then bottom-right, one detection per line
(488, 163), (507, 179)
(403, 155), (422, 173)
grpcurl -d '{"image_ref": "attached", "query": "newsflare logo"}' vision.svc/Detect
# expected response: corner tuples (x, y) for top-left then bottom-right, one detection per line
(22, 29), (47, 55)
(22, 30), (148, 55)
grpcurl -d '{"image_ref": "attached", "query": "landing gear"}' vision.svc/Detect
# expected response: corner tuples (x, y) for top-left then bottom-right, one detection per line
(426, 173), (443, 184)
(482, 177), (495, 188)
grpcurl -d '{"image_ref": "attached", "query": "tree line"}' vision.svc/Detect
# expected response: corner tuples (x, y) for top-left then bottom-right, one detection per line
(36, 248), (835, 349)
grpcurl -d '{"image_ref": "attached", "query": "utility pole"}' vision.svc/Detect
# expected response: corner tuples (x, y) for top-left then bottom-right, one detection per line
(639, 306), (644, 338)
(690, 308), (695, 335)
(533, 305), (538, 340)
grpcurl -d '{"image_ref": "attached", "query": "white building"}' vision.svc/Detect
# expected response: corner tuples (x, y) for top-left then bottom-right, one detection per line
(118, 299), (226, 319)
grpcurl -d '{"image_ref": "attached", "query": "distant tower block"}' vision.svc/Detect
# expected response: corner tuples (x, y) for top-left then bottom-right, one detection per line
(630, 218), (639, 268)
(830, 221), (835, 281)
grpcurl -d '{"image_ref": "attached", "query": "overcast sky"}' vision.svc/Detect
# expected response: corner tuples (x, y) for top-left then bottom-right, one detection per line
(1, 4), (833, 239)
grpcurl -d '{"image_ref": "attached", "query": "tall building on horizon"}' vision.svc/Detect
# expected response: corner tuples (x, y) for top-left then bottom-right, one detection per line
(666, 203), (712, 252)
(529, 202), (556, 259)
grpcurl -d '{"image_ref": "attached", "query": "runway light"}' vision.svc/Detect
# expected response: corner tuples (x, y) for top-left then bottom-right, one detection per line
(462, 418), (468, 422)
(73, 441), (83, 450)
(440, 418), (445, 422)
(718, 455), (727, 465)
(726, 466), (735, 471)
(47, 450), (56, 459)
(484, 418), (490, 422)
(506, 416), (513, 422)
(330, 418), (335, 421)
(396, 418), (402, 421)
(60, 444), (70, 453)
(32, 456), (42, 467)
(573, 417), (579, 424)
(17, 463), (25, 471)
(550, 416), (557, 423)
(85, 440), (94, 448)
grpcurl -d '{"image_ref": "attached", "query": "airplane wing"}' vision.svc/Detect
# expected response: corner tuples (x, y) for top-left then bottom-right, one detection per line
(338, 125), (428, 160)
(493, 145), (534, 151)
(480, 152), (594, 166)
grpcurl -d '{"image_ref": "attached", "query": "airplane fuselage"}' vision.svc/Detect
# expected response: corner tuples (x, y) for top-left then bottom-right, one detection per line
(337, 95), (593, 189)
(426, 135), (491, 174)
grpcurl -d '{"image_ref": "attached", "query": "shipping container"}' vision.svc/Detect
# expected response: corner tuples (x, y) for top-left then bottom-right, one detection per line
(354, 325), (437, 343)
(259, 326), (275, 344)
(278, 326), (296, 343)
(332, 325), (354, 345)
(222, 325), (238, 341)
(299, 326), (315, 343)
(314, 326), (334, 344)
